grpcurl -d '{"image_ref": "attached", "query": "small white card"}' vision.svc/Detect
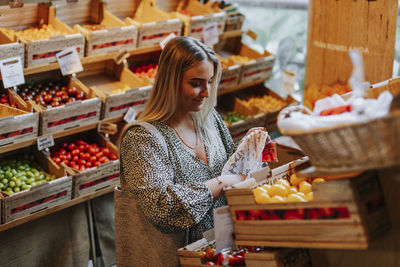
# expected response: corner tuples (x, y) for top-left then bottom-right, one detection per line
(213, 206), (234, 253)
(124, 107), (137, 124)
(282, 70), (297, 93)
(37, 135), (55, 151)
(160, 33), (177, 49)
(203, 22), (219, 47)
(56, 47), (83, 76)
(0, 56), (25, 89)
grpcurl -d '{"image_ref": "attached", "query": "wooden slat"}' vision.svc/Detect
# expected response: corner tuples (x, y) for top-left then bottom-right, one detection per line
(235, 239), (369, 250)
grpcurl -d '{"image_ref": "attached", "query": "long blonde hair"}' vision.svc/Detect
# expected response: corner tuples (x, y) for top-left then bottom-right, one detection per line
(139, 36), (221, 130)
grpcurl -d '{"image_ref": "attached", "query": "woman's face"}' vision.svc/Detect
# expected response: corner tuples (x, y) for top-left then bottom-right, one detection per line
(179, 59), (214, 113)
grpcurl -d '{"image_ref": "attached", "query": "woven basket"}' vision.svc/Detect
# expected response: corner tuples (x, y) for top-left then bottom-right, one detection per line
(277, 104), (400, 174)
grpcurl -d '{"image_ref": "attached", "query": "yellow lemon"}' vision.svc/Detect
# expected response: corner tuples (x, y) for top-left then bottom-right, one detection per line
(269, 184), (289, 197)
(299, 181), (312, 194)
(305, 192), (314, 201)
(255, 193), (271, 204)
(297, 192), (305, 197)
(253, 186), (267, 197)
(290, 174), (307, 186)
(261, 184), (271, 191)
(270, 195), (284, 203)
(275, 179), (291, 190)
(286, 193), (306, 202)
(312, 178), (326, 184)
(289, 186), (298, 194)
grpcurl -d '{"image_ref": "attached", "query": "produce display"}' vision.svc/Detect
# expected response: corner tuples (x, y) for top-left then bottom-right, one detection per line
(179, 10), (195, 17)
(220, 55), (252, 69)
(199, 242), (264, 266)
(304, 83), (352, 110)
(252, 176), (325, 204)
(0, 91), (17, 108)
(223, 111), (245, 124)
(14, 24), (67, 41)
(234, 95), (287, 116)
(17, 80), (86, 108)
(83, 24), (107, 31)
(129, 63), (158, 81)
(50, 140), (118, 172)
(0, 154), (56, 195)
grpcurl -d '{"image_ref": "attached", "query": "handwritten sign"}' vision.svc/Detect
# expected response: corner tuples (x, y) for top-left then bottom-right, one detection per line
(203, 23), (219, 47)
(0, 57), (24, 89)
(37, 135), (55, 151)
(56, 47), (83, 76)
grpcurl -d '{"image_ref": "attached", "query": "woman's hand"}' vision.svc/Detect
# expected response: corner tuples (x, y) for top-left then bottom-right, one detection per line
(205, 174), (246, 200)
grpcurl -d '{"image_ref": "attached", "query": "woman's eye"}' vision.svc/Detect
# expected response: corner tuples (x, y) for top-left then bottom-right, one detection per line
(189, 81), (201, 87)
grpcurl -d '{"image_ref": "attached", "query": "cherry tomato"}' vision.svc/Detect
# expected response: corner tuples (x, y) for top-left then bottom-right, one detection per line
(99, 156), (109, 164)
(108, 153), (118, 160)
(68, 143), (76, 151)
(52, 156), (61, 165)
(101, 147), (110, 156)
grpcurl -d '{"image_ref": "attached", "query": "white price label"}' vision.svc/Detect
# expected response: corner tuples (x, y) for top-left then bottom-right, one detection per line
(124, 107), (137, 124)
(282, 70), (297, 93)
(213, 206), (234, 253)
(203, 23), (219, 47)
(37, 135), (55, 151)
(160, 33), (177, 49)
(0, 57), (25, 89)
(56, 47), (83, 76)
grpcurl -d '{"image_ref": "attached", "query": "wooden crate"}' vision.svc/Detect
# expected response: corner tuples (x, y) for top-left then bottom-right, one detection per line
(121, 0), (182, 47)
(174, 0), (226, 39)
(22, 70), (102, 135)
(0, 3), (85, 67)
(0, 147), (72, 223)
(52, 0), (138, 56)
(177, 238), (311, 267)
(225, 161), (390, 250)
(77, 59), (152, 119)
(51, 130), (119, 198)
(218, 64), (241, 92)
(304, 0), (398, 100)
(0, 29), (24, 67)
(220, 3), (245, 33)
(225, 113), (267, 143)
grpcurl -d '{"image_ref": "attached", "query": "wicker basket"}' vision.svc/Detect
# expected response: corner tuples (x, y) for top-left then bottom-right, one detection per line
(277, 104), (400, 174)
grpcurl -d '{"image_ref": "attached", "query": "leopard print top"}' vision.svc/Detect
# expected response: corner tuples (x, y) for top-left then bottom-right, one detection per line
(120, 109), (234, 243)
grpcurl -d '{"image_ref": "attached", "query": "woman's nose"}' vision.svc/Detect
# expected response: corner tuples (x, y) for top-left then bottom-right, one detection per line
(201, 83), (210, 98)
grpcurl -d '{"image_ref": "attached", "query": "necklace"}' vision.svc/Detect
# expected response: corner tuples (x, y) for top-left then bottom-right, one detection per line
(171, 115), (199, 149)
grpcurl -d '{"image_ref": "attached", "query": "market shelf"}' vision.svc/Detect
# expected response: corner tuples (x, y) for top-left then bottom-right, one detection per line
(217, 80), (265, 96)
(0, 186), (114, 232)
(0, 116), (121, 154)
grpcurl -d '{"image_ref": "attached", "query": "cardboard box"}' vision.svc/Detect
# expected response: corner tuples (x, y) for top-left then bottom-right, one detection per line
(225, 160), (391, 249)
(0, 3), (85, 67)
(175, 0), (226, 39)
(1, 147), (72, 223)
(20, 70), (101, 135)
(78, 59), (152, 119)
(0, 29), (24, 67)
(53, 0), (138, 56)
(122, 0), (182, 47)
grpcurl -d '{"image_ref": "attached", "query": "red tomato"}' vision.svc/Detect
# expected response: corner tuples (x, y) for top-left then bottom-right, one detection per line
(62, 159), (70, 166)
(59, 154), (67, 161)
(99, 156), (109, 164)
(79, 145), (85, 151)
(89, 156), (97, 164)
(70, 163), (78, 170)
(84, 144), (90, 152)
(71, 149), (80, 156)
(82, 153), (91, 161)
(52, 156), (61, 165)
(101, 147), (110, 156)
(73, 155), (80, 162)
(79, 152), (85, 159)
(65, 153), (72, 161)
(68, 143), (76, 151)
(59, 148), (67, 155)
(108, 153), (118, 160)
(61, 142), (68, 149)
(79, 159), (86, 166)
(88, 146), (98, 155)
(94, 161), (101, 167)
(95, 152), (103, 158)
(79, 165), (86, 172)
(228, 254), (244, 266)
(85, 161), (92, 168)
(76, 140), (87, 146)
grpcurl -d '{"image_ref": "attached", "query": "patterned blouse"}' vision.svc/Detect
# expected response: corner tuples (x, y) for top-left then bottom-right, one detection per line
(120, 109), (234, 243)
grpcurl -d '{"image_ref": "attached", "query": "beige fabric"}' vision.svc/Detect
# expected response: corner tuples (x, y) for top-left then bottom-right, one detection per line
(0, 204), (90, 267)
(114, 186), (186, 267)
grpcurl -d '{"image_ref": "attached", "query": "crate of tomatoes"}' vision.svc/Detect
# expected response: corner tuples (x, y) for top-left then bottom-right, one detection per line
(225, 158), (390, 250)
(49, 130), (119, 198)
(0, 146), (72, 223)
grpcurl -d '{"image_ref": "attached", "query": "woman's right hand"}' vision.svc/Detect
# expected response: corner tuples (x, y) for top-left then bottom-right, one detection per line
(205, 174), (246, 200)
(219, 174), (246, 186)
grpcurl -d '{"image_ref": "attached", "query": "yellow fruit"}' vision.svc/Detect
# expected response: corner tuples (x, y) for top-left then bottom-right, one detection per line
(299, 181), (312, 194)
(253, 186), (267, 196)
(297, 192), (305, 197)
(255, 193), (271, 204)
(261, 184), (271, 192)
(275, 179), (291, 190)
(286, 193), (306, 202)
(289, 186), (298, 194)
(305, 192), (314, 201)
(269, 184), (289, 197)
(312, 178), (326, 184)
(290, 174), (307, 186)
(270, 195), (284, 203)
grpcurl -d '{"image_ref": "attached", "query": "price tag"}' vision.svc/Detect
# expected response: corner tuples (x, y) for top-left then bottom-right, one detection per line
(56, 47), (83, 76)
(124, 107), (137, 124)
(160, 33), (176, 49)
(0, 57), (25, 89)
(202, 22), (219, 47)
(282, 70), (297, 93)
(213, 206), (234, 253)
(97, 122), (117, 135)
(37, 135), (55, 151)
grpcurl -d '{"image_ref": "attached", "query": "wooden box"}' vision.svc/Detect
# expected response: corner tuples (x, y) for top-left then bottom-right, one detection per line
(53, 0), (138, 56)
(175, 0), (226, 39)
(220, 3), (245, 32)
(177, 237), (311, 267)
(52, 131), (119, 198)
(0, 29), (24, 67)
(225, 161), (390, 250)
(0, 3), (85, 67)
(1, 147), (72, 223)
(225, 113), (267, 143)
(218, 65), (241, 93)
(121, 0), (182, 47)
(22, 70), (102, 135)
(77, 59), (152, 119)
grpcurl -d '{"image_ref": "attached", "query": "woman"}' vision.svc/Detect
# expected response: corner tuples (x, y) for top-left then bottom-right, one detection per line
(119, 36), (245, 244)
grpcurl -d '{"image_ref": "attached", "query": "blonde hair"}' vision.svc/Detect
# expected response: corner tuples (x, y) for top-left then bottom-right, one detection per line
(139, 36), (221, 131)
